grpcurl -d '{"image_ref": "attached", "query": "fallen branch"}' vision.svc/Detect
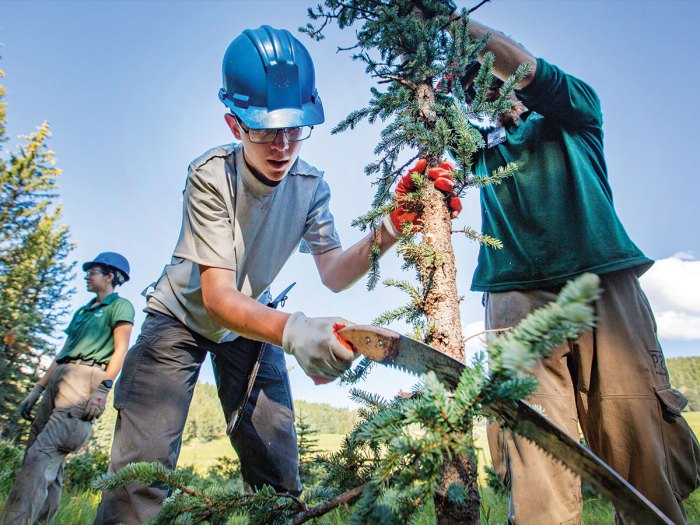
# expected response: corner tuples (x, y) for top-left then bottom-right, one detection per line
(291, 483), (367, 524)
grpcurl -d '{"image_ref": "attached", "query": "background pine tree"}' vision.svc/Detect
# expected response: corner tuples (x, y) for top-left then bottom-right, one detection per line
(0, 68), (75, 442)
(296, 412), (323, 486)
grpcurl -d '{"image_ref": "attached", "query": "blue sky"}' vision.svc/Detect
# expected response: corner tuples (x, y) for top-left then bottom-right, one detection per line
(2, 0), (699, 407)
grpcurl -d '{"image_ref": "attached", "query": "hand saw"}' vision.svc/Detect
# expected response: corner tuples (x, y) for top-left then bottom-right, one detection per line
(338, 325), (673, 525)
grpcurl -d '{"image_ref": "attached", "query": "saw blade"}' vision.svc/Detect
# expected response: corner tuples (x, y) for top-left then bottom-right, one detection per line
(338, 325), (673, 525)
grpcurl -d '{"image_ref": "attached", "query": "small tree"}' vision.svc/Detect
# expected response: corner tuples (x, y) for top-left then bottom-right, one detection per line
(301, 0), (527, 521)
(0, 69), (75, 442)
(296, 411), (322, 486)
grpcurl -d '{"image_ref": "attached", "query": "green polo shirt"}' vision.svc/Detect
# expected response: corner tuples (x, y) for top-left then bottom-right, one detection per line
(57, 293), (135, 364)
(471, 58), (652, 292)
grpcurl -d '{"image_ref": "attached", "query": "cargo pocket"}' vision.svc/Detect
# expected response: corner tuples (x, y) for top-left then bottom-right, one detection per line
(655, 386), (687, 417)
(654, 386), (700, 499)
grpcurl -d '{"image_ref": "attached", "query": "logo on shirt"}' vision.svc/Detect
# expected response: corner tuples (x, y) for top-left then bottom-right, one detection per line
(93, 311), (104, 318)
(487, 127), (506, 148)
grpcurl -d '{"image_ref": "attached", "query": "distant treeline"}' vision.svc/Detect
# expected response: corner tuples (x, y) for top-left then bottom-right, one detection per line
(668, 356), (700, 411)
(90, 382), (359, 447)
(179, 384), (359, 442)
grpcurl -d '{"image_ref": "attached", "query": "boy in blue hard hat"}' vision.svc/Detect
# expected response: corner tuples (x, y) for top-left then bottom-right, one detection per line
(94, 26), (458, 525)
(0, 252), (134, 525)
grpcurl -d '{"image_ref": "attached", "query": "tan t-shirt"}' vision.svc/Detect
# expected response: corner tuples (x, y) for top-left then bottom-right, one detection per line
(146, 143), (341, 342)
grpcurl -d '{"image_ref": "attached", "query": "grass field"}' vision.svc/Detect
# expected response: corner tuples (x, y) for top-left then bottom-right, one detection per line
(180, 427), (479, 472)
(685, 411), (700, 430)
(177, 413), (700, 522)
(179, 432), (345, 473)
(2, 413), (698, 524)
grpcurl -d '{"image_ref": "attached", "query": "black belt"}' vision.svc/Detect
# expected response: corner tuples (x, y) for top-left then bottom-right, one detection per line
(57, 357), (107, 371)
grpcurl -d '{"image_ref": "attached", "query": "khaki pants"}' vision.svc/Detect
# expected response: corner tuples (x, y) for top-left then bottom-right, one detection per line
(0, 362), (102, 525)
(486, 269), (700, 525)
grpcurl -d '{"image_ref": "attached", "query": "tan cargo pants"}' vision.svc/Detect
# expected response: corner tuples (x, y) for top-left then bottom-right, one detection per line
(0, 362), (103, 525)
(486, 269), (700, 524)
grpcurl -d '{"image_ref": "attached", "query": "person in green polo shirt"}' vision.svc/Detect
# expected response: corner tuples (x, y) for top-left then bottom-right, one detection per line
(456, 13), (700, 525)
(0, 252), (135, 525)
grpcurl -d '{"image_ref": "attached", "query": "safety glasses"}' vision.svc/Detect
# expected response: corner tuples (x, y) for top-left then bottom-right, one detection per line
(235, 116), (313, 144)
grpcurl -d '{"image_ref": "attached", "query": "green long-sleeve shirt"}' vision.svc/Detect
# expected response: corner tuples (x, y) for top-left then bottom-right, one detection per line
(471, 58), (651, 292)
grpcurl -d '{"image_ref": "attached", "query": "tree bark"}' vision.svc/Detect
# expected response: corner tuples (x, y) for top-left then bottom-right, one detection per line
(435, 454), (481, 525)
(415, 80), (479, 524)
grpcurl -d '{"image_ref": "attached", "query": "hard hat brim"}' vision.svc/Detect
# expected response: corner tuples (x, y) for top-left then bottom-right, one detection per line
(82, 260), (99, 272)
(224, 99), (324, 130)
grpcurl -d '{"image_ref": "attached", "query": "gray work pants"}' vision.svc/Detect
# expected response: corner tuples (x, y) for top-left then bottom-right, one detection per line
(0, 362), (101, 525)
(93, 311), (300, 525)
(486, 269), (700, 524)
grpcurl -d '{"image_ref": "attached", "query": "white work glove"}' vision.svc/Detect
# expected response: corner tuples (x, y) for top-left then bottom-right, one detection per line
(282, 312), (358, 383)
(19, 384), (45, 421)
(83, 382), (111, 421)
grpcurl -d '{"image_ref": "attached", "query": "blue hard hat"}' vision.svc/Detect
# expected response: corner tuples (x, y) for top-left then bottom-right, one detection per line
(218, 25), (324, 129)
(82, 252), (130, 282)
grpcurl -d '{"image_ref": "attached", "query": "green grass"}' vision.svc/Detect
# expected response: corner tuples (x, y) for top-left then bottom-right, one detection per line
(2, 413), (698, 524)
(0, 492), (99, 525)
(178, 435), (236, 473)
(685, 411), (700, 430)
(53, 491), (100, 525)
(178, 433), (346, 474)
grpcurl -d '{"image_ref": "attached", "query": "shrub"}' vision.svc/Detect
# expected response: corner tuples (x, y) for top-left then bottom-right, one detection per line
(64, 449), (110, 492)
(0, 440), (23, 493)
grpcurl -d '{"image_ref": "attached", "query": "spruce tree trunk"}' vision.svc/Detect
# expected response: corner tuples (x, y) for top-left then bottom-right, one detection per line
(416, 83), (480, 525)
(418, 164), (463, 357)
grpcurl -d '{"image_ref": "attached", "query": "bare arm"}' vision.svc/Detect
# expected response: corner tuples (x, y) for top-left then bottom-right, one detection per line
(469, 19), (537, 89)
(313, 223), (398, 293)
(200, 265), (291, 346)
(104, 321), (133, 382)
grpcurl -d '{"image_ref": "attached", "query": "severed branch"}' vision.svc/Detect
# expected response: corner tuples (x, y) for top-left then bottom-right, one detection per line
(291, 483), (367, 524)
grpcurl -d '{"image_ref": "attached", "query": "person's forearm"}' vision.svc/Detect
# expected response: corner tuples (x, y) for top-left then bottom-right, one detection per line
(317, 223), (397, 293)
(210, 291), (290, 345)
(104, 323), (133, 382)
(469, 19), (537, 88)
(200, 266), (290, 346)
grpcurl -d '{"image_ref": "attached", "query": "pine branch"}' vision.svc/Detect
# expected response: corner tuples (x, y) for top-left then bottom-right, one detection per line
(451, 226), (503, 249)
(367, 238), (382, 290)
(461, 162), (519, 190)
(378, 74), (418, 90)
(340, 357), (376, 384)
(291, 483), (367, 524)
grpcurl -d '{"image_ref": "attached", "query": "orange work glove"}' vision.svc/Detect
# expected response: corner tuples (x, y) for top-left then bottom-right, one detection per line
(383, 159), (462, 238)
(428, 162), (463, 218)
